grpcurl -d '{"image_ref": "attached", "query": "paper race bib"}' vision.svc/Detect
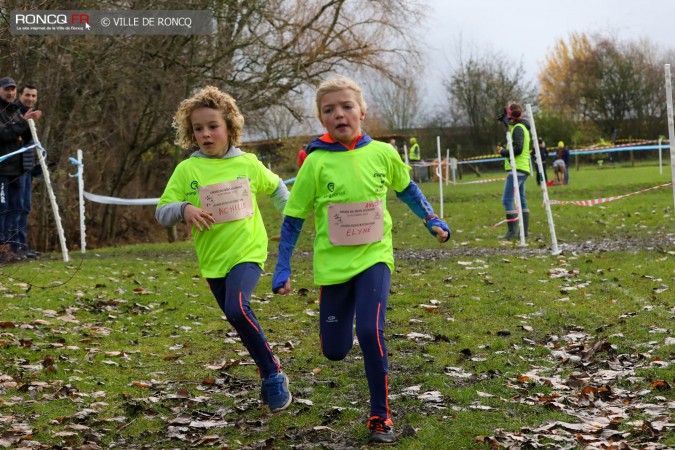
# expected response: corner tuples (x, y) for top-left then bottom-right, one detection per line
(328, 200), (384, 246)
(199, 178), (254, 224)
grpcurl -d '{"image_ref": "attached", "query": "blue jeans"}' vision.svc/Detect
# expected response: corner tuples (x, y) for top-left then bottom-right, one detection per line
(0, 176), (6, 244)
(0, 175), (22, 248)
(319, 262), (392, 420)
(16, 173), (32, 251)
(501, 172), (529, 213)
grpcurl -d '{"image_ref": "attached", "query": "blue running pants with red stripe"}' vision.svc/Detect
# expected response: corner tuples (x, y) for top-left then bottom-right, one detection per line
(319, 262), (391, 420)
(207, 262), (280, 379)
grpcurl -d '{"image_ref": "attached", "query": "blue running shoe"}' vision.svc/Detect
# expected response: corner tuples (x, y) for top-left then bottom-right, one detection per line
(261, 372), (291, 412)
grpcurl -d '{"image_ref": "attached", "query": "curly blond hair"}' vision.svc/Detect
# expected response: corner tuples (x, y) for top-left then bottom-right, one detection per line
(314, 76), (367, 118)
(173, 86), (245, 149)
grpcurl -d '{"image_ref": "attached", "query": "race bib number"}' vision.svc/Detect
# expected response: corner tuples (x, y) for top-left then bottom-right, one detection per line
(199, 178), (254, 224)
(328, 201), (384, 246)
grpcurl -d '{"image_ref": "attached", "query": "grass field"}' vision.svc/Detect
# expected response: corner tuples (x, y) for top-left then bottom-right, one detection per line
(1, 161), (673, 449)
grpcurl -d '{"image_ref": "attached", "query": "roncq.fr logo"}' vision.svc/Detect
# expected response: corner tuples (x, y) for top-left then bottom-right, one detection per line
(15, 13), (90, 26)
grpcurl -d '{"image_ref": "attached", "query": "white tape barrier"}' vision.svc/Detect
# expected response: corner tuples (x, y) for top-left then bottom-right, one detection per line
(68, 157), (160, 206)
(451, 177), (506, 185)
(0, 143), (40, 164)
(83, 191), (160, 206)
(548, 182), (674, 206)
(71, 153), (299, 253)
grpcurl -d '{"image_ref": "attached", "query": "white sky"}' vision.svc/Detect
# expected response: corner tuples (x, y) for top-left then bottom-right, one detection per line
(421, 0), (675, 109)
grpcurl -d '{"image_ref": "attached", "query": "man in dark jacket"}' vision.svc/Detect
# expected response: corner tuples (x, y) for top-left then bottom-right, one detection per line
(14, 84), (42, 258)
(0, 76), (41, 262)
(532, 137), (548, 185)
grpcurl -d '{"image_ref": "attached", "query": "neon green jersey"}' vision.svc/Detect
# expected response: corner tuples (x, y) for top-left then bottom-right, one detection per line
(284, 140), (411, 285)
(157, 153), (280, 278)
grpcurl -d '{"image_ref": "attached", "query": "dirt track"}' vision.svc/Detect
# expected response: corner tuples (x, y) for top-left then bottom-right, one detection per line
(393, 233), (675, 260)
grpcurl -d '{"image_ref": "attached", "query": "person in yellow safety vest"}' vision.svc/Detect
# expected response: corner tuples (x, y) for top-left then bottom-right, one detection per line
(496, 102), (531, 239)
(408, 137), (422, 182)
(408, 137), (420, 161)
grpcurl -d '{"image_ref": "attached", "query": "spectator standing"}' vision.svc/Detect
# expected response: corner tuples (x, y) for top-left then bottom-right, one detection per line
(14, 84), (42, 258)
(408, 136), (420, 161)
(388, 138), (402, 160)
(559, 141), (571, 185)
(532, 137), (548, 185)
(0, 76), (40, 263)
(408, 137), (422, 182)
(496, 102), (531, 239)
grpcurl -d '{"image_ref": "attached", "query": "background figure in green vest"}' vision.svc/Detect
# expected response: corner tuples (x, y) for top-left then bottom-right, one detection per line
(496, 102), (531, 239)
(408, 137), (422, 182)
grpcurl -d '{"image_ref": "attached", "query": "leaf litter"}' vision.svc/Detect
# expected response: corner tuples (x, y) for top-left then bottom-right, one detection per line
(479, 329), (675, 449)
(1, 237), (673, 448)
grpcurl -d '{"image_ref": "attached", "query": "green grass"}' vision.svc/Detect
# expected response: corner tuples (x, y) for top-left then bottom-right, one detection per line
(1, 161), (673, 448)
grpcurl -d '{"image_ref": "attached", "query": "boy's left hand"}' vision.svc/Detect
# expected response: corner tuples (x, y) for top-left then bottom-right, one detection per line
(272, 268), (291, 295)
(274, 279), (292, 295)
(425, 216), (451, 243)
(432, 226), (449, 243)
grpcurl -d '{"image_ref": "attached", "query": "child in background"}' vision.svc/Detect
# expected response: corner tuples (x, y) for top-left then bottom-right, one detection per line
(553, 141), (567, 185)
(156, 86), (292, 412)
(272, 76), (450, 444)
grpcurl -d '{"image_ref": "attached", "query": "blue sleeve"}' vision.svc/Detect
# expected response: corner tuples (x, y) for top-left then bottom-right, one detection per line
(395, 181), (451, 242)
(272, 215), (304, 292)
(395, 180), (434, 220)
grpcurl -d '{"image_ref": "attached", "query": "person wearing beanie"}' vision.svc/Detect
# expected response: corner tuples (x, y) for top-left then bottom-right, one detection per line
(496, 102), (531, 239)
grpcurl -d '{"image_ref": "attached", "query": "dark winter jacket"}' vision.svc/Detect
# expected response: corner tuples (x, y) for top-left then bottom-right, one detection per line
(14, 99), (36, 174)
(0, 97), (30, 177)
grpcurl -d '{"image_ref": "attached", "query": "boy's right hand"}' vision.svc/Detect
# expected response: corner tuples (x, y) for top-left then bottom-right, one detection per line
(183, 204), (215, 232)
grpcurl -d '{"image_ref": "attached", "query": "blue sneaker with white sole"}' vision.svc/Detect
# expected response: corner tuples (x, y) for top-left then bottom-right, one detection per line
(261, 372), (292, 412)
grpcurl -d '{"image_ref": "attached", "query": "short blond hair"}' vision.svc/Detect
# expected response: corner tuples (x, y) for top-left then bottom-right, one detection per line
(314, 76), (367, 118)
(173, 86), (244, 149)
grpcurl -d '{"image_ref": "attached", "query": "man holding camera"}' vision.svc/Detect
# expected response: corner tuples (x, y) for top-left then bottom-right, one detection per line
(496, 102), (531, 240)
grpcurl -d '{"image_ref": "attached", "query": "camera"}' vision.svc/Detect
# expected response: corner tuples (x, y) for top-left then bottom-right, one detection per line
(496, 108), (509, 127)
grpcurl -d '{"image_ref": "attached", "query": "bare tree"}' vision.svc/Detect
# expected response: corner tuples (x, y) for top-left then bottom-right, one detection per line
(246, 92), (313, 140)
(366, 73), (422, 131)
(0, 0), (426, 247)
(442, 44), (535, 151)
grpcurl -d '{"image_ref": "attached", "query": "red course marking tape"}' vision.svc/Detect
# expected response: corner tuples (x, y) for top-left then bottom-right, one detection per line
(548, 183), (674, 206)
